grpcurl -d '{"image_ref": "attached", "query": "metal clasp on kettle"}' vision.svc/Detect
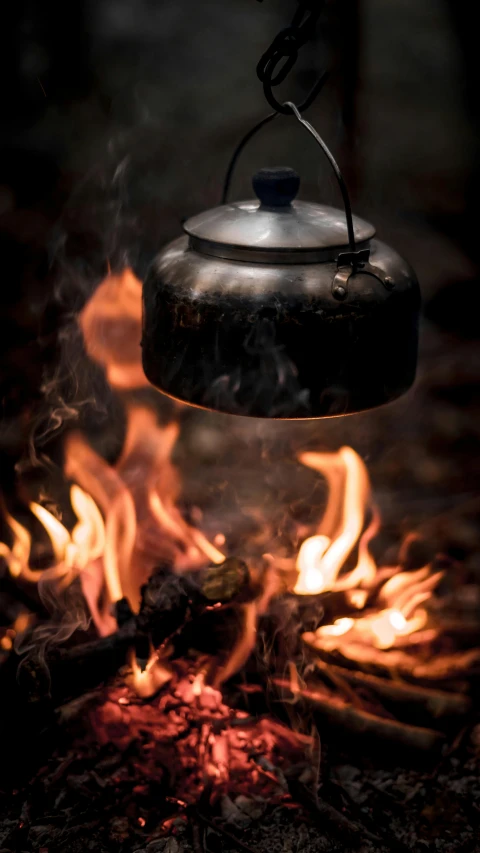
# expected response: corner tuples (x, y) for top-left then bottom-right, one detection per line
(332, 249), (395, 301)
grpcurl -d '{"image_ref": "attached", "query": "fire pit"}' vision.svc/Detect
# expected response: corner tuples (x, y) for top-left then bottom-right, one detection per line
(1, 267), (479, 853)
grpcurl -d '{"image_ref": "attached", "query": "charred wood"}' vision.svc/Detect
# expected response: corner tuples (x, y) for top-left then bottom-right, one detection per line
(3, 558), (254, 709)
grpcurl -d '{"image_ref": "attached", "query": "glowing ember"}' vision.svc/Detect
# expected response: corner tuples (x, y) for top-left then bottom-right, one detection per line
(192, 672), (204, 697)
(91, 660), (311, 807)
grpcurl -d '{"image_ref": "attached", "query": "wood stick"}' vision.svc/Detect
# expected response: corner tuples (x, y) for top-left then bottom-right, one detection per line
(273, 677), (445, 751)
(312, 659), (471, 720)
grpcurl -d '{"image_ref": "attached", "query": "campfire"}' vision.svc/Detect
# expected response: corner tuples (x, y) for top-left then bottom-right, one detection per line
(1, 268), (479, 850)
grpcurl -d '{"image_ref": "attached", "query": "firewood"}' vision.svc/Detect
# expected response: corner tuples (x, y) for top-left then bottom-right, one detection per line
(302, 631), (480, 687)
(7, 559), (255, 708)
(312, 659), (471, 722)
(273, 677), (445, 751)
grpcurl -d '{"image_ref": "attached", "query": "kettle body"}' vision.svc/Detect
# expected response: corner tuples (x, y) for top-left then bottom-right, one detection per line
(142, 190), (420, 418)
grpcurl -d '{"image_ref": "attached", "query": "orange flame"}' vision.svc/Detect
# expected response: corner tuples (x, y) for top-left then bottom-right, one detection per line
(0, 611), (34, 651)
(295, 447), (377, 595)
(294, 446), (443, 651)
(0, 266), (228, 661)
(1, 402), (224, 642)
(2, 485), (104, 587)
(126, 647), (173, 699)
(79, 268), (147, 390)
(0, 265), (451, 690)
(314, 607), (430, 651)
(65, 403), (225, 617)
(1, 484), (118, 635)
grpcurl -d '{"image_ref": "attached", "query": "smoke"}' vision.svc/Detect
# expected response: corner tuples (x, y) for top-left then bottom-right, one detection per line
(3, 138), (146, 684)
(12, 133), (148, 479)
(14, 575), (92, 697)
(25, 321), (112, 461)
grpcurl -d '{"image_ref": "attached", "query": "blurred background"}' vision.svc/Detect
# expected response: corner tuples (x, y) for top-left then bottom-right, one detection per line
(1, 0), (479, 575)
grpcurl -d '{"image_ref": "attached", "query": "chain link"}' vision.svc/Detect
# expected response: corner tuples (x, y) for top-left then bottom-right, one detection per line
(256, 1), (326, 114)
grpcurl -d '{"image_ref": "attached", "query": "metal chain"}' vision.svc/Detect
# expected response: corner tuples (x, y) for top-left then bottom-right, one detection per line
(256, 1), (327, 114)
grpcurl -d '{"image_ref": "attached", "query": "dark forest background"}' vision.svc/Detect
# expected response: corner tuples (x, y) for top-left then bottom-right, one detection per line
(1, 0), (480, 556)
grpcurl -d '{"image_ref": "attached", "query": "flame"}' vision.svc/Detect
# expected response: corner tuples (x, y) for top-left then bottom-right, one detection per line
(318, 617), (355, 637)
(126, 647), (172, 699)
(79, 268), (147, 390)
(0, 262), (462, 711)
(310, 605), (430, 650)
(2, 486), (105, 586)
(0, 611), (34, 650)
(312, 607), (431, 651)
(294, 447), (376, 595)
(1, 484), (120, 635)
(64, 403), (224, 617)
(1, 430), (444, 677)
(294, 534), (330, 594)
(64, 433), (135, 611)
(294, 446), (444, 652)
(115, 405), (224, 576)
(1, 399), (224, 640)
(0, 504), (33, 581)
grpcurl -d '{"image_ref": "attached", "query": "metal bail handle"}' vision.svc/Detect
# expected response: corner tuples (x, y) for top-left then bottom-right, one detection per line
(221, 102), (391, 296)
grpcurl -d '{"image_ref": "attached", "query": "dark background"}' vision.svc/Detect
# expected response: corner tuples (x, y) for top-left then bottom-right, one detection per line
(1, 0), (479, 569)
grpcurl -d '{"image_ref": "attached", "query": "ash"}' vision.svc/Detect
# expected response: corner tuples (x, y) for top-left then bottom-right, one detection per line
(1, 663), (479, 853)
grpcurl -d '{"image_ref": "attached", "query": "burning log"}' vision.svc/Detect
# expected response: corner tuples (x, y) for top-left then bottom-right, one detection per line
(302, 631), (480, 687)
(6, 558), (255, 709)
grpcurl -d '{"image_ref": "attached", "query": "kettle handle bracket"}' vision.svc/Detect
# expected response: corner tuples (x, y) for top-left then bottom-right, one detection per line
(332, 250), (395, 300)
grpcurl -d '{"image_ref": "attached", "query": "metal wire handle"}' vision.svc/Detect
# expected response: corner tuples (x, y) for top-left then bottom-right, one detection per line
(221, 100), (357, 254)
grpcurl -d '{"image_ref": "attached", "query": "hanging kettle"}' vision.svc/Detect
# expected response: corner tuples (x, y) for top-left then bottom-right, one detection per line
(142, 105), (420, 419)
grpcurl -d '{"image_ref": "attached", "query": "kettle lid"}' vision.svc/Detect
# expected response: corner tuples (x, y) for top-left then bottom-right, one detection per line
(184, 167), (375, 263)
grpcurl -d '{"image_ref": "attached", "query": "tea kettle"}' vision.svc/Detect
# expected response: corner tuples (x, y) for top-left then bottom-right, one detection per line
(142, 105), (420, 419)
